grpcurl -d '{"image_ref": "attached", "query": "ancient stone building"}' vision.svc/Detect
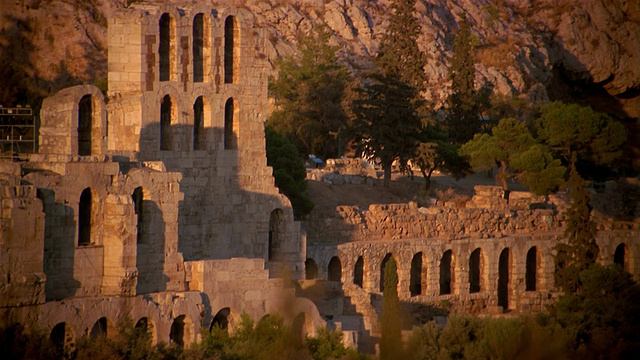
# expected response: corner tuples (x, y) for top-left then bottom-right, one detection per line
(0, 2), (322, 352)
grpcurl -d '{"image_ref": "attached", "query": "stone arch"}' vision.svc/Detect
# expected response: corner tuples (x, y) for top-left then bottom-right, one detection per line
(78, 94), (92, 156)
(224, 16), (239, 84)
(90, 317), (115, 339)
(305, 258), (317, 279)
(410, 252), (425, 296)
(469, 248), (487, 293)
(224, 97), (236, 150)
(439, 249), (455, 295)
(192, 13), (210, 83)
(498, 248), (511, 310)
(193, 96), (206, 150)
(135, 317), (157, 345)
(268, 209), (285, 261)
(380, 253), (397, 292)
(170, 315), (194, 349)
(160, 94), (176, 150)
(78, 187), (93, 246)
(159, 13), (176, 82)
(328, 256), (342, 282)
(525, 246), (539, 291)
(210, 307), (233, 332)
(614, 243), (630, 272)
(354, 256), (364, 288)
(50, 322), (75, 357)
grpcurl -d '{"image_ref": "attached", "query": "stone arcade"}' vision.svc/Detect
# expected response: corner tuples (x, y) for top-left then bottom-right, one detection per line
(0, 2), (322, 352)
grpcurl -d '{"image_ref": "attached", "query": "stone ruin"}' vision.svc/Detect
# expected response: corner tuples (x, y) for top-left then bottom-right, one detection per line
(0, 2), (323, 352)
(1, 1), (639, 354)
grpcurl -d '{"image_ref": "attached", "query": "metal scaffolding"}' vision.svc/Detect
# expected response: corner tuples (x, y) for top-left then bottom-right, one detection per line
(0, 106), (36, 161)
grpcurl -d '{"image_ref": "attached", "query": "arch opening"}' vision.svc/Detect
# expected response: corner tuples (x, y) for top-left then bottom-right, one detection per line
(193, 14), (204, 83)
(469, 248), (483, 293)
(210, 308), (231, 332)
(50, 322), (75, 357)
(354, 256), (364, 288)
(159, 13), (174, 81)
(90, 317), (114, 339)
(170, 315), (193, 349)
(328, 256), (342, 282)
(224, 16), (239, 84)
(410, 252), (423, 296)
(439, 250), (454, 295)
(78, 94), (92, 156)
(614, 243), (627, 271)
(525, 247), (538, 291)
(135, 317), (157, 345)
(78, 188), (92, 246)
(224, 98), (236, 150)
(160, 95), (173, 150)
(380, 253), (395, 292)
(305, 258), (317, 279)
(498, 248), (511, 310)
(193, 97), (205, 150)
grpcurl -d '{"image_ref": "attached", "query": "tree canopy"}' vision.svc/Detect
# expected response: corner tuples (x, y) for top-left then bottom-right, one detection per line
(460, 118), (565, 195)
(535, 101), (627, 178)
(267, 25), (351, 159)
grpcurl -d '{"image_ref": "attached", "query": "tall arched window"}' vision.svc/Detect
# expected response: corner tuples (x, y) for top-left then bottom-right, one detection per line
(498, 248), (511, 310)
(78, 94), (92, 156)
(354, 256), (364, 288)
(328, 256), (342, 282)
(224, 98), (235, 149)
(159, 13), (173, 81)
(193, 14), (204, 83)
(410, 252), (423, 296)
(78, 188), (92, 246)
(160, 95), (172, 150)
(268, 209), (283, 261)
(525, 247), (538, 291)
(440, 250), (454, 295)
(469, 248), (482, 293)
(132, 187), (144, 244)
(224, 16), (239, 83)
(305, 258), (317, 279)
(193, 97), (204, 150)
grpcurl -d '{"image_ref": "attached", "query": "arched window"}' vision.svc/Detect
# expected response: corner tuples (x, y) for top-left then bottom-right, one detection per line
(498, 248), (511, 310)
(90, 317), (114, 339)
(50, 322), (75, 357)
(469, 248), (482, 293)
(354, 256), (364, 288)
(160, 95), (172, 150)
(193, 14), (204, 83)
(410, 252), (423, 296)
(328, 256), (342, 282)
(305, 258), (317, 279)
(268, 209), (284, 261)
(224, 98), (236, 149)
(159, 13), (173, 81)
(525, 247), (538, 291)
(132, 187), (145, 244)
(224, 16), (239, 83)
(380, 253), (394, 292)
(135, 318), (157, 344)
(193, 97), (204, 150)
(78, 188), (92, 246)
(170, 315), (193, 348)
(210, 308), (231, 332)
(440, 250), (454, 295)
(78, 94), (92, 156)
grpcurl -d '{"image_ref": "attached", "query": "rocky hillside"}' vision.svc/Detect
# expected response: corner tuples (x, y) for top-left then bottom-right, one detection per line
(1, 0), (639, 119)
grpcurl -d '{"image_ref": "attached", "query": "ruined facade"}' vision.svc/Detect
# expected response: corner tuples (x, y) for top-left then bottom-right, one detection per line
(0, 2), (322, 352)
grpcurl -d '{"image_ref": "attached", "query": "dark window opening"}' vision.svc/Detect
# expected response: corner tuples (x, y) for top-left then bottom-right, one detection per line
(410, 252), (423, 296)
(193, 14), (204, 83)
(305, 258), (317, 279)
(78, 95), (92, 156)
(78, 188), (92, 246)
(193, 97), (204, 150)
(210, 308), (230, 332)
(469, 248), (481, 293)
(614, 243), (626, 269)
(224, 16), (238, 84)
(440, 250), (453, 295)
(498, 248), (510, 310)
(224, 98), (235, 149)
(160, 95), (172, 150)
(354, 256), (364, 288)
(328, 256), (342, 282)
(525, 247), (537, 291)
(159, 14), (171, 81)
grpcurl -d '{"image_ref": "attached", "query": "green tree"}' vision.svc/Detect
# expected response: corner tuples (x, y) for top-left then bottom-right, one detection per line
(380, 258), (402, 360)
(375, 0), (427, 100)
(412, 125), (471, 191)
(553, 164), (599, 294)
(352, 72), (423, 187)
(460, 118), (565, 194)
(265, 126), (313, 219)
(535, 101), (627, 178)
(446, 14), (487, 144)
(268, 25), (351, 159)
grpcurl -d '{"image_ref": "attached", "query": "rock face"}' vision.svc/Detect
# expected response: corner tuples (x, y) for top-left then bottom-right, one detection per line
(1, 0), (639, 117)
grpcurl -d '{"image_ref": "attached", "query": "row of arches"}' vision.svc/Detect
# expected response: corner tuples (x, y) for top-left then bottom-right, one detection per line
(158, 13), (239, 84)
(306, 242), (632, 307)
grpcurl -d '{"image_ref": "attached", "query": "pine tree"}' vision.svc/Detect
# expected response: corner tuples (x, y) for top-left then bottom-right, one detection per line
(553, 162), (599, 294)
(446, 14), (483, 144)
(380, 257), (402, 360)
(375, 0), (427, 96)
